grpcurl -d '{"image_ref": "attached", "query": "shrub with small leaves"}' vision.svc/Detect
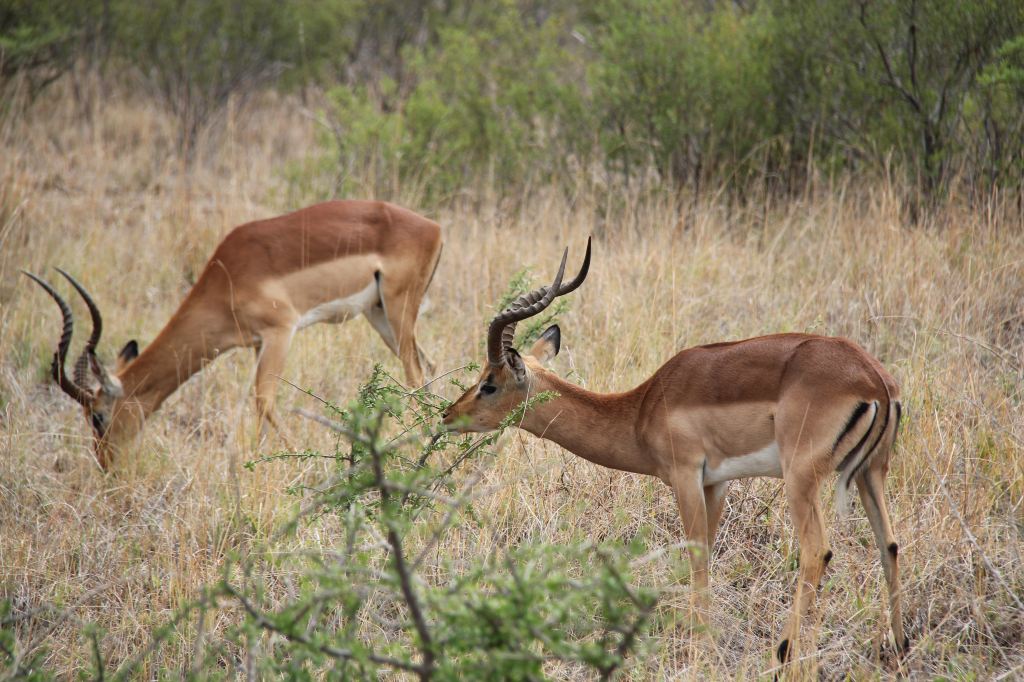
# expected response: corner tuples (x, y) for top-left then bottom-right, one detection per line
(202, 364), (656, 679)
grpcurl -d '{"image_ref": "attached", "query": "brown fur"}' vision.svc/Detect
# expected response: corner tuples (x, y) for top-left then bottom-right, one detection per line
(444, 328), (905, 666)
(66, 201), (442, 468)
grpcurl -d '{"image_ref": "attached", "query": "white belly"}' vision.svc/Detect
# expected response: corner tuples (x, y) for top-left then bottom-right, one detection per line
(295, 281), (379, 330)
(704, 442), (783, 485)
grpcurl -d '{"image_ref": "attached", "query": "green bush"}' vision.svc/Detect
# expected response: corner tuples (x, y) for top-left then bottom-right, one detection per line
(6, 0), (1024, 200)
(317, 0), (586, 202)
(586, 0), (776, 191)
(0, 0), (106, 102)
(1, 364), (657, 679)
(113, 0), (362, 160)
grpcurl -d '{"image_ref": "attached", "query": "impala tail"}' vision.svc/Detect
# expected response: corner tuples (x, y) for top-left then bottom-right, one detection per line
(833, 397), (902, 518)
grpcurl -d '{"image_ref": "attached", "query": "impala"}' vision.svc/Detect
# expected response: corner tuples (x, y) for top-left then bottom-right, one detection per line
(442, 239), (906, 666)
(26, 200), (442, 469)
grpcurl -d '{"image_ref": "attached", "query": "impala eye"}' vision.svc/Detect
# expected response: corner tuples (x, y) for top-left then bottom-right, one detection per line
(479, 383), (497, 396)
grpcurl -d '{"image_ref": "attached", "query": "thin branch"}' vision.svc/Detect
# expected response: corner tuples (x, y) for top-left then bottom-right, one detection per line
(368, 433), (435, 678)
(859, 1), (922, 114)
(222, 583), (423, 674)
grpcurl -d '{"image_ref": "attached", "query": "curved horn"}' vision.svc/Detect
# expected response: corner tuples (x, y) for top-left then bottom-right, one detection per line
(486, 249), (567, 367)
(485, 234), (600, 367)
(55, 268), (102, 354)
(21, 271), (91, 405)
(53, 268), (119, 394)
(554, 235), (591, 297)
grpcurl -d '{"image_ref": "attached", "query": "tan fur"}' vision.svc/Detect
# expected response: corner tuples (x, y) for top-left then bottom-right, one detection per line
(60, 200), (442, 469)
(444, 329), (905, 666)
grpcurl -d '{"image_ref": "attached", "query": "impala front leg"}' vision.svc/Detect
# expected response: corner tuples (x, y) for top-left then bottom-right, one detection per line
(669, 467), (711, 628)
(253, 326), (295, 446)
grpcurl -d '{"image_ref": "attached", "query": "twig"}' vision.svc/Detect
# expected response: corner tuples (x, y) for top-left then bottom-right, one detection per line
(222, 583), (424, 674)
(292, 407), (352, 436)
(364, 420), (436, 679)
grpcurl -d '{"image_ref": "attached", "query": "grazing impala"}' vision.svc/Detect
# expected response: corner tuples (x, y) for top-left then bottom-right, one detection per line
(26, 200), (442, 469)
(442, 239), (906, 666)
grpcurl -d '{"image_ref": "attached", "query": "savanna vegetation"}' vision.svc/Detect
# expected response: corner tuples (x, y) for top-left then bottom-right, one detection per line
(1, 0), (1022, 679)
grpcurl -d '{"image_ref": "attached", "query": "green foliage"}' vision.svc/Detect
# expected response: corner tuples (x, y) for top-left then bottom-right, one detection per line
(976, 35), (1024, 185)
(0, 599), (54, 681)
(112, 0), (362, 159)
(7, 0), (1024, 199)
(2, 365), (655, 679)
(194, 366), (655, 679)
(317, 0), (586, 202)
(587, 0), (775, 188)
(0, 0), (106, 101)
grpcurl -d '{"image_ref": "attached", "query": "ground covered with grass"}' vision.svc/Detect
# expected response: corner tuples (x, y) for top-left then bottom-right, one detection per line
(1, 86), (1022, 679)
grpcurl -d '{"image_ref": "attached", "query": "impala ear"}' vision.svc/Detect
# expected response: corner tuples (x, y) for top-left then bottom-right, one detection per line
(505, 347), (527, 382)
(116, 340), (139, 370)
(528, 325), (561, 365)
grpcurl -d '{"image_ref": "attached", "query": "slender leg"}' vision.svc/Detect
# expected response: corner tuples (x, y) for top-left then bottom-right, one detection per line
(777, 469), (831, 666)
(670, 468), (711, 626)
(856, 463), (906, 653)
(253, 327), (294, 442)
(365, 278), (427, 387)
(704, 481), (730, 551)
(416, 341), (437, 380)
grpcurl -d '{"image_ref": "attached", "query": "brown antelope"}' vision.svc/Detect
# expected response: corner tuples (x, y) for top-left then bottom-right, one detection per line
(442, 239), (906, 666)
(26, 200), (442, 470)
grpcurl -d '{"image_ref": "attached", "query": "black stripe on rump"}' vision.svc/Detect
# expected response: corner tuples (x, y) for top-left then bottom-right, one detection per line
(834, 401), (874, 472)
(848, 400), (892, 484)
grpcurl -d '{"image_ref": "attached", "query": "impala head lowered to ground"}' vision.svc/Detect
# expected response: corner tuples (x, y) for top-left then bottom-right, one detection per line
(23, 270), (144, 466)
(27, 200), (443, 469)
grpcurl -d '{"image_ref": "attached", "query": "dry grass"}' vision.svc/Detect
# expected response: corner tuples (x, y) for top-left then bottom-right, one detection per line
(1, 83), (1022, 679)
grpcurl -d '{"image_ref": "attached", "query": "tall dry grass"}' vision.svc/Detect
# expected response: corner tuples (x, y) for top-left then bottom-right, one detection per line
(1, 83), (1022, 679)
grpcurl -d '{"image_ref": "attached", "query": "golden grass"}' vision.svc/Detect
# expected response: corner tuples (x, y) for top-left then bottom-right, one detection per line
(1, 83), (1022, 679)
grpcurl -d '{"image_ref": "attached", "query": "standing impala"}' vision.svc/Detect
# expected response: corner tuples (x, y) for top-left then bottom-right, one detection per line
(26, 200), (442, 469)
(442, 239), (906, 667)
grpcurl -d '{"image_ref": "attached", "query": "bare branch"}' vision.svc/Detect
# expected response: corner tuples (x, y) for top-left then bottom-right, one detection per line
(859, 0), (923, 114)
(222, 583), (424, 674)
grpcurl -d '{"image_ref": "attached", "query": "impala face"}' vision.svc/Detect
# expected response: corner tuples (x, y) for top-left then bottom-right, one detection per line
(23, 270), (143, 468)
(442, 236), (590, 434)
(83, 343), (144, 466)
(442, 327), (561, 433)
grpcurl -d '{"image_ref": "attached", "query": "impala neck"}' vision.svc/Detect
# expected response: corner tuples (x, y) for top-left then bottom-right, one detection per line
(116, 307), (228, 417)
(520, 371), (655, 476)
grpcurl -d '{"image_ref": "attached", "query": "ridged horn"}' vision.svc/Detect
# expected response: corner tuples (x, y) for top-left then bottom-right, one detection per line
(486, 237), (591, 367)
(54, 268), (118, 395)
(21, 271), (92, 405)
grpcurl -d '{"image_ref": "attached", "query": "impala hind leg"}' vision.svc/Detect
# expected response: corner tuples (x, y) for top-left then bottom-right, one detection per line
(365, 274), (428, 387)
(253, 327), (294, 443)
(704, 481), (730, 550)
(777, 469), (832, 666)
(856, 459), (906, 654)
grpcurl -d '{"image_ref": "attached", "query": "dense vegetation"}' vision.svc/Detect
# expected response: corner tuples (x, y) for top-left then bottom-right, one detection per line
(4, 0), (1023, 202)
